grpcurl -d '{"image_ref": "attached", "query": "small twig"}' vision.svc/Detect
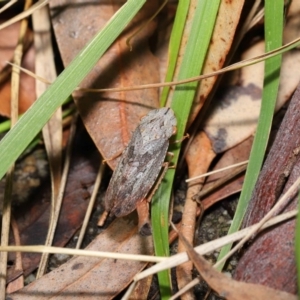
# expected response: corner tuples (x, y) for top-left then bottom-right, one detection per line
(0, 0), (48, 31)
(76, 162), (105, 249)
(186, 160), (248, 183)
(36, 114), (78, 278)
(7, 36), (300, 94)
(215, 176), (300, 268)
(194, 163), (247, 200)
(6, 217), (24, 293)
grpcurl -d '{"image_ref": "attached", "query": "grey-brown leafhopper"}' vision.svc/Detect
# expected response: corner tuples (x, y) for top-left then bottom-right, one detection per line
(98, 107), (177, 235)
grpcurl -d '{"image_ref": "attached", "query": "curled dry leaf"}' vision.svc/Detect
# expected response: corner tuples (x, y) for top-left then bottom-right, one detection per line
(50, 0), (160, 170)
(177, 228), (297, 300)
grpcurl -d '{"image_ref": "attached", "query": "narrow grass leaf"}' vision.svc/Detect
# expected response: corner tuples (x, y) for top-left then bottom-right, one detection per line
(152, 1), (221, 297)
(160, 0), (190, 106)
(216, 0), (284, 270)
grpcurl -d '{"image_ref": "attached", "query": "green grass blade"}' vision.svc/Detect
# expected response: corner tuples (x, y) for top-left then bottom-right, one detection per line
(0, 0), (146, 180)
(152, 1), (221, 297)
(160, 0), (190, 106)
(0, 106), (73, 134)
(216, 0), (284, 270)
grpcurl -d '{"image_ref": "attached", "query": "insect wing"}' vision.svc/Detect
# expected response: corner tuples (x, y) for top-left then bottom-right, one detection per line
(104, 107), (177, 218)
(111, 139), (169, 217)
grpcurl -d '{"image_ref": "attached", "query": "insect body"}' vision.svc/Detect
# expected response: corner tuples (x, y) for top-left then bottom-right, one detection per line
(101, 107), (177, 229)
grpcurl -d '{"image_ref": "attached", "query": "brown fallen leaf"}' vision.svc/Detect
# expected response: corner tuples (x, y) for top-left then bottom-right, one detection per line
(7, 125), (99, 281)
(167, 0), (244, 124)
(203, 0), (300, 153)
(129, 276), (153, 300)
(190, 0), (245, 124)
(204, 38), (300, 154)
(175, 224), (297, 300)
(0, 20), (35, 116)
(6, 218), (24, 294)
(8, 216), (153, 300)
(50, 0), (160, 170)
(197, 97), (292, 209)
(198, 136), (253, 209)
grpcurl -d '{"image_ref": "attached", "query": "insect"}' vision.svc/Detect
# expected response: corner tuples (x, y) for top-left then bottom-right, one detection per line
(98, 107), (177, 234)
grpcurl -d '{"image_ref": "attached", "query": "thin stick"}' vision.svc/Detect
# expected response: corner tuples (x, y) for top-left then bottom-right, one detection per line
(215, 176), (300, 268)
(76, 162), (105, 249)
(0, 0), (49, 31)
(121, 210), (297, 300)
(7, 36), (300, 94)
(194, 164), (247, 200)
(134, 209), (297, 282)
(0, 210), (295, 271)
(0, 0), (18, 14)
(186, 160), (248, 182)
(36, 114), (78, 278)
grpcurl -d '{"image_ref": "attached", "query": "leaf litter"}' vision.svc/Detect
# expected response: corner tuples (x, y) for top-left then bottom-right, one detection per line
(1, 0), (300, 298)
